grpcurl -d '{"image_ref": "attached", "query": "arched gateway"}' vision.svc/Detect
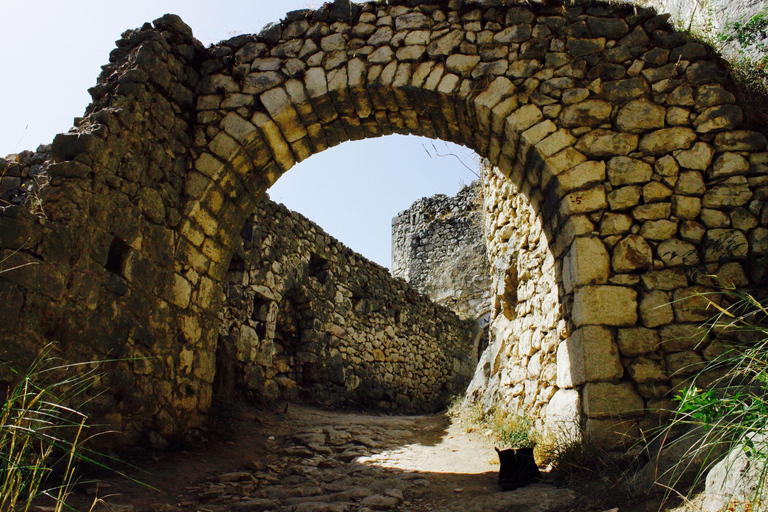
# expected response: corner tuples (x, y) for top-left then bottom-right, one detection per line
(1, 0), (766, 447)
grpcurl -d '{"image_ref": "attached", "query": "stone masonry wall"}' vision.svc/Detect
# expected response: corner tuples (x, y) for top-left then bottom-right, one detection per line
(219, 197), (476, 412)
(2, 0), (768, 450)
(391, 181), (492, 321)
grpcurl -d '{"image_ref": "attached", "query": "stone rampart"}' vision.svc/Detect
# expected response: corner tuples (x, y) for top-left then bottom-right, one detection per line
(391, 182), (491, 321)
(219, 197), (476, 412)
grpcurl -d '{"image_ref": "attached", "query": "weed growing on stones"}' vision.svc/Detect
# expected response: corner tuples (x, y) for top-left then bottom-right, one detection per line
(0, 345), (98, 512)
(645, 291), (768, 510)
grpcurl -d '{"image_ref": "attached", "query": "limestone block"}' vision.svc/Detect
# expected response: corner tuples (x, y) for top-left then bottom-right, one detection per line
(711, 152), (750, 179)
(640, 220), (677, 241)
(639, 290), (674, 328)
(506, 104), (543, 133)
(628, 357), (667, 384)
(521, 120), (557, 146)
(616, 99), (666, 133)
(702, 176), (752, 210)
(672, 195), (702, 220)
(600, 213), (633, 235)
(608, 185), (642, 210)
(562, 88), (590, 105)
(556, 326), (623, 388)
(632, 202), (671, 221)
(674, 142), (714, 170)
(657, 238), (699, 267)
(170, 273), (192, 309)
(655, 155), (680, 177)
(562, 237), (610, 293)
(666, 351), (705, 375)
(559, 100), (613, 128)
(660, 324), (708, 352)
(544, 389), (582, 445)
(243, 71), (283, 95)
(583, 382), (644, 418)
(666, 106), (691, 126)
(703, 229), (749, 262)
(715, 262), (749, 288)
(369, 46), (394, 64)
(750, 227), (768, 255)
(612, 234), (653, 272)
(446, 54), (481, 77)
(731, 208), (758, 232)
(251, 112), (295, 172)
(494, 24), (533, 44)
(667, 84), (695, 106)
(573, 285), (638, 327)
(675, 171), (706, 196)
(404, 30), (430, 46)
(607, 156), (653, 186)
(643, 182), (673, 203)
(575, 129), (639, 158)
(559, 186), (607, 216)
(586, 418), (640, 449)
(602, 77), (649, 103)
(549, 153), (595, 189)
(638, 127), (697, 155)
(428, 29), (464, 56)
(641, 269), (689, 291)
(260, 87), (308, 143)
(673, 286), (719, 323)
(693, 104), (743, 133)
(618, 327), (661, 356)
(537, 129), (577, 158)
(714, 130), (768, 152)
(221, 112), (258, 146)
(474, 76), (516, 129)
(367, 26), (392, 46)
(195, 153), (226, 182)
(701, 208), (731, 228)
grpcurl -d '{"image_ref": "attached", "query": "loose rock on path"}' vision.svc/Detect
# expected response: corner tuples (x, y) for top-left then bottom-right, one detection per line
(61, 402), (580, 512)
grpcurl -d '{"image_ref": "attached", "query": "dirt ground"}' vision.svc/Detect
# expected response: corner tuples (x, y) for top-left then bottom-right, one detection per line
(51, 400), (687, 512)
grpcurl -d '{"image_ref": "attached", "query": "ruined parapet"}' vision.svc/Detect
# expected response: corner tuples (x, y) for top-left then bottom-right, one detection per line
(391, 182), (492, 321)
(219, 196), (476, 412)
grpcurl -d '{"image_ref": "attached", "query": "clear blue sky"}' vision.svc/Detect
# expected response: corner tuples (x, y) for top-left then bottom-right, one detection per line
(0, 0), (478, 268)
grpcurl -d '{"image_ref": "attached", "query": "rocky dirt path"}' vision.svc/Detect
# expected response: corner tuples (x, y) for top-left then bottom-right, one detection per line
(58, 402), (657, 512)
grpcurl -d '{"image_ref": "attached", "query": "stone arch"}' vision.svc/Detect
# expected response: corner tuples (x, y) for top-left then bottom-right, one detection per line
(1, 0), (767, 447)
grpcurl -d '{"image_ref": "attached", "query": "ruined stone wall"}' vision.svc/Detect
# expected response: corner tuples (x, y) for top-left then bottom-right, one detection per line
(391, 182), (492, 321)
(470, 105), (768, 449)
(2, 0), (768, 450)
(0, 16), (211, 446)
(219, 197), (476, 412)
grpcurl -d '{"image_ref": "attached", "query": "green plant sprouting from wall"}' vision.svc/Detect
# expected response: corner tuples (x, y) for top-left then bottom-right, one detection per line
(650, 291), (768, 510)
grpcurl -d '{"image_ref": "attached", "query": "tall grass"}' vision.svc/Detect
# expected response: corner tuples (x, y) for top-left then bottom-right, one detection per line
(648, 291), (768, 509)
(0, 345), (100, 512)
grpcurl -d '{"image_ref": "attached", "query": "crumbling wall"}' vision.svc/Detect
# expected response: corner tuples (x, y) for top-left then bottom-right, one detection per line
(391, 182), (492, 321)
(219, 197), (476, 412)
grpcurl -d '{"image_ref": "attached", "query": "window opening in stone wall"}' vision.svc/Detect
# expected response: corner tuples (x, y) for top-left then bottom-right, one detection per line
(308, 253), (329, 284)
(104, 236), (130, 276)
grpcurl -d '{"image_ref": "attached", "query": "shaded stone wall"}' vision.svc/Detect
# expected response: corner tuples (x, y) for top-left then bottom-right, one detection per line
(391, 181), (492, 320)
(219, 197), (476, 412)
(0, 16), (210, 446)
(0, 0), (767, 449)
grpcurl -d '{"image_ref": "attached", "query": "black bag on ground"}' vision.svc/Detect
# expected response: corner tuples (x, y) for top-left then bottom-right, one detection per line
(495, 446), (540, 491)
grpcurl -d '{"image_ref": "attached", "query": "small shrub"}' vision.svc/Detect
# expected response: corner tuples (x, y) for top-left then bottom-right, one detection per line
(491, 409), (536, 450)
